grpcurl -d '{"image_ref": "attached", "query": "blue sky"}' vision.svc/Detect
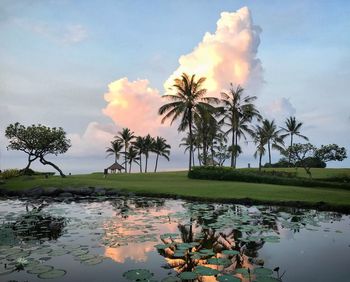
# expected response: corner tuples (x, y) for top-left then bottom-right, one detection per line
(0, 0), (349, 172)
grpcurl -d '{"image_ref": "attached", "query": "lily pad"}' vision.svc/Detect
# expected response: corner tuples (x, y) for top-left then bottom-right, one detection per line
(218, 275), (241, 282)
(123, 269), (154, 281)
(27, 264), (54, 274)
(194, 265), (220, 276)
(222, 250), (240, 256)
(161, 277), (181, 282)
(178, 271), (197, 280)
(254, 267), (273, 276)
(38, 269), (67, 279)
(207, 257), (231, 266)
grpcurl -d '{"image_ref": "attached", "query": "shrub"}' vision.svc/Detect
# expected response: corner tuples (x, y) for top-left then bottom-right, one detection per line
(1, 169), (20, 179)
(188, 166), (350, 190)
(296, 157), (326, 168)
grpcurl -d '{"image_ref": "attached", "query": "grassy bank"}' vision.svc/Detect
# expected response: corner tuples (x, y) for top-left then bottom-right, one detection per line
(1, 169), (350, 210)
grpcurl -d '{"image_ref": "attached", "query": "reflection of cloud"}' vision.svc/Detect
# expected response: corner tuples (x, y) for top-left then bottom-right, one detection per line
(105, 242), (155, 263)
(164, 7), (263, 96)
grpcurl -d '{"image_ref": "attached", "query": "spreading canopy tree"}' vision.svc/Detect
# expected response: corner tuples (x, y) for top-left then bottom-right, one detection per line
(5, 123), (71, 177)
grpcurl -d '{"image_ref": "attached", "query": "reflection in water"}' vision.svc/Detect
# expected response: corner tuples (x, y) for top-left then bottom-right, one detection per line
(0, 201), (66, 245)
(0, 198), (348, 282)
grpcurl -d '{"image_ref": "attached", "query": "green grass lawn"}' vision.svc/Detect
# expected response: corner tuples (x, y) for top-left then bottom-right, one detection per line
(2, 168), (350, 208)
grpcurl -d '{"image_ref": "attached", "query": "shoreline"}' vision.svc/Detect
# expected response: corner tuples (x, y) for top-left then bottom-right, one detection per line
(1, 186), (349, 214)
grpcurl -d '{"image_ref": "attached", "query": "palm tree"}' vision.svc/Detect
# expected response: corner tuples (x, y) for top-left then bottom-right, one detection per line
(220, 84), (261, 168)
(251, 125), (267, 171)
(132, 136), (146, 173)
(153, 137), (171, 172)
(125, 146), (140, 173)
(116, 128), (135, 173)
(179, 134), (197, 166)
(143, 134), (155, 173)
(158, 73), (218, 171)
(281, 116), (309, 163)
(262, 119), (284, 164)
(193, 110), (219, 166)
(105, 140), (123, 163)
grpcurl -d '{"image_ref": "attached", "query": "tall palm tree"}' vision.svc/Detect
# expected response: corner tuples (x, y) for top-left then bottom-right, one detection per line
(116, 128), (135, 173)
(193, 110), (219, 166)
(179, 134), (197, 166)
(143, 134), (155, 173)
(132, 136), (146, 173)
(251, 125), (267, 172)
(125, 146), (140, 173)
(281, 116), (309, 163)
(220, 84), (261, 168)
(105, 140), (123, 163)
(153, 137), (171, 172)
(262, 119), (284, 164)
(158, 73), (218, 171)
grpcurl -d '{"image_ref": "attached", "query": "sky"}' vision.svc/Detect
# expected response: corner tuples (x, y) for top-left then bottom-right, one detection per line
(0, 0), (349, 174)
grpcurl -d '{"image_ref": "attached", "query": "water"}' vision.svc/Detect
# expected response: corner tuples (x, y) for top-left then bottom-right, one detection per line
(0, 197), (349, 282)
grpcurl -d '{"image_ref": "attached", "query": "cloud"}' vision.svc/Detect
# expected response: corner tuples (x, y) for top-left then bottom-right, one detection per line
(67, 122), (116, 157)
(102, 78), (165, 136)
(164, 7), (263, 96)
(14, 19), (88, 44)
(262, 97), (296, 120)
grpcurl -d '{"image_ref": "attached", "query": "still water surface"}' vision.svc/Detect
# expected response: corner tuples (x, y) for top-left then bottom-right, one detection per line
(0, 197), (349, 282)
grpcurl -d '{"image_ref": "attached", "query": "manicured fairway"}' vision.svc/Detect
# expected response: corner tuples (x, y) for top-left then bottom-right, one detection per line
(2, 169), (350, 208)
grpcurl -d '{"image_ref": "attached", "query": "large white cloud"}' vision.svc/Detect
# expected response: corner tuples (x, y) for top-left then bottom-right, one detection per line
(102, 78), (164, 136)
(164, 7), (263, 96)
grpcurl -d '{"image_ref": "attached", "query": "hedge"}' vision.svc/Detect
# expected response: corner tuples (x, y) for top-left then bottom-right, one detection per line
(188, 166), (350, 190)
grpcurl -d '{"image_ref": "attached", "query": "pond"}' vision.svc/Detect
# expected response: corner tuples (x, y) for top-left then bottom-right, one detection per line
(0, 196), (349, 282)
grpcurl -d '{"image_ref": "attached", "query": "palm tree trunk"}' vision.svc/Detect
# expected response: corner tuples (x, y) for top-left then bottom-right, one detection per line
(197, 148), (201, 166)
(124, 146), (127, 173)
(259, 151), (262, 172)
(230, 130), (235, 168)
(139, 154), (142, 173)
(145, 153), (148, 173)
(289, 134), (293, 164)
(154, 154), (159, 172)
(129, 162), (132, 173)
(234, 133), (238, 168)
(268, 140), (271, 164)
(188, 111), (193, 171)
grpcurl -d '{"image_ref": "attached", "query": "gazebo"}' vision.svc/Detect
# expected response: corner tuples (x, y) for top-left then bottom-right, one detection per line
(106, 162), (124, 173)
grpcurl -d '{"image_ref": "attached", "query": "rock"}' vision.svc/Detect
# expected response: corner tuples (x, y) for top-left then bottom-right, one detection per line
(58, 192), (74, 198)
(94, 187), (106, 196)
(78, 187), (94, 196)
(25, 187), (44, 197)
(42, 187), (63, 196)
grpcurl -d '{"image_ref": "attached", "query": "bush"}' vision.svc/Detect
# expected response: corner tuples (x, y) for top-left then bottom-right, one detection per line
(1, 169), (20, 179)
(188, 166), (350, 190)
(296, 157), (326, 168)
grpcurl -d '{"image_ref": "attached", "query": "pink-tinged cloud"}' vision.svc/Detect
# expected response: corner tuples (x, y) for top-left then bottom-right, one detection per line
(102, 78), (164, 136)
(67, 122), (116, 156)
(164, 7), (263, 97)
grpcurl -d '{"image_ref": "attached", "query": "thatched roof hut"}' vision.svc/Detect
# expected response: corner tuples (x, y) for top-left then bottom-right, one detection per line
(106, 162), (124, 173)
